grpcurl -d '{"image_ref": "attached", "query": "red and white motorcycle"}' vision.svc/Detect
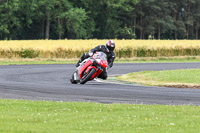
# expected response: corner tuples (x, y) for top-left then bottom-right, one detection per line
(70, 52), (108, 84)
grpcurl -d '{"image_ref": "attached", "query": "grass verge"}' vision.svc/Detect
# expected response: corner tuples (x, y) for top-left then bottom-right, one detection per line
(0, 99), (200, 132)
(1, 56), (200, 65)
(0, 58), (77, 65)
(117, 69), (200, 88)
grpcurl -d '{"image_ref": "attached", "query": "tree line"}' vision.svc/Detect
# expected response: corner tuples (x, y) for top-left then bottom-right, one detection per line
(0, 0), (200, 40)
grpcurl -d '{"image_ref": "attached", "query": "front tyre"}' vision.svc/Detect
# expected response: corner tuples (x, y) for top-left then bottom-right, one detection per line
(80, 68), (96, 84)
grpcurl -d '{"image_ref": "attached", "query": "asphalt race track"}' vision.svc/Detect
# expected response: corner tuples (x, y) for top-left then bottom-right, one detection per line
(0, 63), (200, 105)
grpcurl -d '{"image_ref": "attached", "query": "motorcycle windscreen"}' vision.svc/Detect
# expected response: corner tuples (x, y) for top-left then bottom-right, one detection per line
(93, 52), (108, 68)
(98, 52), (107, 61)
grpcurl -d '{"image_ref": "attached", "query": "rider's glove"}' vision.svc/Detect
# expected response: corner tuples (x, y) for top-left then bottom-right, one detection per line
(88, 52), (93, 56)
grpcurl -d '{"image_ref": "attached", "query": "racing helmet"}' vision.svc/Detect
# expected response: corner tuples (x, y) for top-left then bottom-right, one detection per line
(106, 40), (115, 51)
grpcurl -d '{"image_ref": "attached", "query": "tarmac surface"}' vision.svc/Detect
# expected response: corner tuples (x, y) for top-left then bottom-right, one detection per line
(0, 63), (200, 105)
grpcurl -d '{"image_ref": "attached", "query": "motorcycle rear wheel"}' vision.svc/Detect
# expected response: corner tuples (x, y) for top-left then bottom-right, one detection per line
(80, 68), (96, 84)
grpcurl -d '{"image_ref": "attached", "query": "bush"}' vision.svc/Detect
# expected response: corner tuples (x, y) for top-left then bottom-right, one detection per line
(19, 48), (40, 58)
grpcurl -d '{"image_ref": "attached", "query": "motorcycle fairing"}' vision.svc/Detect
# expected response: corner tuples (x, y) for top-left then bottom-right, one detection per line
(78, 59), (93, 79)
(85, 66), (97, 74)
(91, 69), (103, 79)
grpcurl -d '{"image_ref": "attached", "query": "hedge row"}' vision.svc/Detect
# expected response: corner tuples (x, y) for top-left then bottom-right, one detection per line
(1, 47), (200, 58)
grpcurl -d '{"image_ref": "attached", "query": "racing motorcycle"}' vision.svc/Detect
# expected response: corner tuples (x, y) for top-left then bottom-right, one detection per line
(70, 51), (108, 84)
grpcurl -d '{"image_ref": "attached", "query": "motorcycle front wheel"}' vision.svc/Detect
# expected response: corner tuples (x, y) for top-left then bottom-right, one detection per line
(80, 68), (96, 84)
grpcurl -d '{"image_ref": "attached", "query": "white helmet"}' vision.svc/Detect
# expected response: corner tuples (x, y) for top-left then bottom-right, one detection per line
(106, 40), (115, 51)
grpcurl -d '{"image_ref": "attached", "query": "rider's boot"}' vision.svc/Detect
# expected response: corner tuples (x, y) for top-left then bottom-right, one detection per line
(76, 61), (81, 67)
(76, 58), (83, 67)
(76, 53), (88, 67)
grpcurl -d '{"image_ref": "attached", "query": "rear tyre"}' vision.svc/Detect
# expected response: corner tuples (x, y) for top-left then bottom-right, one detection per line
(80, 68), (96, 84)
(70, 73), (78, 84)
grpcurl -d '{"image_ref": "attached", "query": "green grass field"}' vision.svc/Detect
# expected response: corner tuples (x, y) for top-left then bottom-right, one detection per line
(0, 99), (200, 133)
(117, 69), (200, 88)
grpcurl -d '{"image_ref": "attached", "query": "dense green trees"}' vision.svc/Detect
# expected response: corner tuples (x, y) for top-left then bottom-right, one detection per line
(0, 0), (200, 40)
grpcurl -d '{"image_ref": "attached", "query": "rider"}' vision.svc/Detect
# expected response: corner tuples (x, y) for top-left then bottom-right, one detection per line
(76, 40), (116, 80)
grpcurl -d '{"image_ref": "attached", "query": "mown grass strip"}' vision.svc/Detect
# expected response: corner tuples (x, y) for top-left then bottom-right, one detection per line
(0, 99), (200, 133)
(0, 60), (76, 65)
(117, 69), (200, 88)
(1, 56), (200, 65)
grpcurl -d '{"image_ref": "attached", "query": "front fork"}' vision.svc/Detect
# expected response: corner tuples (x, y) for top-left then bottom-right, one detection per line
(73, 70), (80, 81)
